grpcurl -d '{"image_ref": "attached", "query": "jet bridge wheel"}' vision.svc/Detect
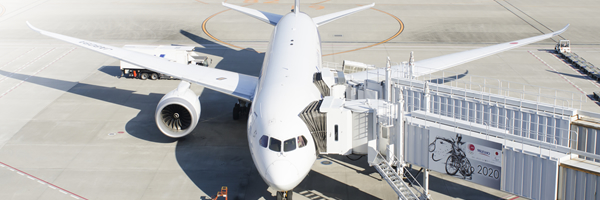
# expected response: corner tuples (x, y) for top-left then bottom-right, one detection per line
(276, 191), (293, 200)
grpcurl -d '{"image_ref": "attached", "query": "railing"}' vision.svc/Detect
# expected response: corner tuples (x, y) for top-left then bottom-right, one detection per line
(373, 152), (426, 200)
(361, 63), (587, 110)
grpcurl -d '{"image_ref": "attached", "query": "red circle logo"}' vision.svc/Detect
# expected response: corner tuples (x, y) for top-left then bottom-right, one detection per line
(495, 152), (499, 155)
(469, 144), (475, 151)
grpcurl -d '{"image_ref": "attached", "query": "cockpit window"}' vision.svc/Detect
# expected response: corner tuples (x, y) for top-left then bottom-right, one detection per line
(297, 136), (307, 148)
(259, 135), (269, 148)
(269, 137), (281, 152)
(284, 138), (296, 152)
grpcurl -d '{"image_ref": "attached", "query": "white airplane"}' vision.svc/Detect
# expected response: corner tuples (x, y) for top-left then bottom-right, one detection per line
(26, 0), (567, 199)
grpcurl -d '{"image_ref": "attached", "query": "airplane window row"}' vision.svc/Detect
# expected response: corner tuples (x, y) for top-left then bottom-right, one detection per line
(259, 135), (308, 152)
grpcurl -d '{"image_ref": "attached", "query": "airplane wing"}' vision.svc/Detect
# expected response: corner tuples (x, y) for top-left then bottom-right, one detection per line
(349, 25), (569, 80)
(27, 22), (257, 102)
(312, 3), (375, 27)
(222, 2), (282, 26)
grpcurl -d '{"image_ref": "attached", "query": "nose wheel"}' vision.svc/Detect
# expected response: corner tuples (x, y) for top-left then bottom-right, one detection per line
(233, 100), (251, 120)
(276, 191), (293, 200)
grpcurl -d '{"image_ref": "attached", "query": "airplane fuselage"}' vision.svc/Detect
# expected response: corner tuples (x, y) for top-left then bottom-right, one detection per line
(248, 12), (322, 191)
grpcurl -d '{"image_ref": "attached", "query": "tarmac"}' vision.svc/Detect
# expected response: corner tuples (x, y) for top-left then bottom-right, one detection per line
(0, 0), (599, 199)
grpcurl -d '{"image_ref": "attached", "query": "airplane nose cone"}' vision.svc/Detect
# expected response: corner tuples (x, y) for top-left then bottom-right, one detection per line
(266, 161), (299, 191)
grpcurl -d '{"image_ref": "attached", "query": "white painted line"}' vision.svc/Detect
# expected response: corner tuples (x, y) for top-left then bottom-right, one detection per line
(8, 168), (14, 171)
(48, 185), (57, 190)
(59, 190), (68, 194)
(71, 195), (80, 199)
(16, 171), (23, 176)
(37, 180), (46, 185)
(529, 51), (586, 94)
(0, 48), (76, 99)
(27, 176), (35, 180)
(549, 53), (600, 89)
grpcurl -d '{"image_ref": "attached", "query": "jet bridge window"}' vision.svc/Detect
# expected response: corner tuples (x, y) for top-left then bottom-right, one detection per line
(269, 138), (281, 152)
(259, 135), (269, 148)
(284, 138), (296, 152)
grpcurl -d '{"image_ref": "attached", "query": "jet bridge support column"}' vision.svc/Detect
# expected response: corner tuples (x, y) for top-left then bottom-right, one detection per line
(424, 169), (430, 199)
(396, 85), (405, 176)
(424, 81), (430, 113)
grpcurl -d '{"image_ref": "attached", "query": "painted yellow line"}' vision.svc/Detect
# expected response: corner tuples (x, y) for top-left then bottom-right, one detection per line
(0, 3), (5, 17)
(202, 6), (262, 53)
(202, 5), (403, 56)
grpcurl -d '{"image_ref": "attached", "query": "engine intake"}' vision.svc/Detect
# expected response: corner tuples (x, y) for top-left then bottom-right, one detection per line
(155, 81), (201, 138)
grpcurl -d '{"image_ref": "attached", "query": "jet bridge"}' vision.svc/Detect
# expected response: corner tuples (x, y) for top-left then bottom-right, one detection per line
(312, 60), (600, 200)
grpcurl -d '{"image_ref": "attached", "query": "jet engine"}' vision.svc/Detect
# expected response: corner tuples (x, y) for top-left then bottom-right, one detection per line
(155, 81), (201, 138)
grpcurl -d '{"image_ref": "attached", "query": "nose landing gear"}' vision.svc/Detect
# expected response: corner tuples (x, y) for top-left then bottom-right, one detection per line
(233, 99), (251, 120)
(276, 191), (293, 200)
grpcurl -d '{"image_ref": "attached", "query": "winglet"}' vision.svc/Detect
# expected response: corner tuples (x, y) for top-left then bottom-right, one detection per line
(26, 21), (41, 33)
(222, 2), (283, 26)
(312, 3), (375, 27)
(553, 24), (569, 36)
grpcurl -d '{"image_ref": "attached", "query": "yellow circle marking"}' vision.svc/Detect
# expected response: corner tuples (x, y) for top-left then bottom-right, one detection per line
(0, 4), (6, 17)
(201, 5), (404, 56)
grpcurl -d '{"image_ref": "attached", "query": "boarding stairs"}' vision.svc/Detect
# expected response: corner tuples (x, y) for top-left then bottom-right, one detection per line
(372, 153), (425, 200)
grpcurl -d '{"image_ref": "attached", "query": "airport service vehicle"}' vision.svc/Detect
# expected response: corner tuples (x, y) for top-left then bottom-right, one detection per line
(27, 0), (568, 199)
(555, 40), (571, 53)
(120, 45), (211, 80)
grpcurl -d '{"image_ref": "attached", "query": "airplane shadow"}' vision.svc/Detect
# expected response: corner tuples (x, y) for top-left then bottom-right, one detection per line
(545, 69), (591, 80)
(0, 69), (176, 143)
(425, 70), (469, 84)
(98, 65), (122, 77)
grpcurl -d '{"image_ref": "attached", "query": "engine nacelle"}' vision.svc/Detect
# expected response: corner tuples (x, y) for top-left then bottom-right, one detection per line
(155, 81), (201, 138)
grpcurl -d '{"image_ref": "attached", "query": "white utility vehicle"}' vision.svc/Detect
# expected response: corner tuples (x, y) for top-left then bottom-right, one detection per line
(121, 45), (211, 80)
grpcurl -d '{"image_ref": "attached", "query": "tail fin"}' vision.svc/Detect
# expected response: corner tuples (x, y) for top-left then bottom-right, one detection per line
(312, 3), (375, 27)
(294, 0), (300, 14)
(222, 2), (282, 26)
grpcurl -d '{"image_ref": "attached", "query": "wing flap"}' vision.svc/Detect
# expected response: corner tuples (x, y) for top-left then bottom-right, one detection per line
(27, 22), (257, 101)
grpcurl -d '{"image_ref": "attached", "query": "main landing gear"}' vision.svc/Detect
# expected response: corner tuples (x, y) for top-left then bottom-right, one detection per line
(276, 191), (293, 200)
(233, 99), (251, 120)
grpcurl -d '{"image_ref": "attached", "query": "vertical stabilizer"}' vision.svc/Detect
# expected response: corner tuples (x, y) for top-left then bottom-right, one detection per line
(294, 0), (300, 14)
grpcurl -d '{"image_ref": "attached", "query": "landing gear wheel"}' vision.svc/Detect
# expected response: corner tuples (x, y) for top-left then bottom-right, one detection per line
(276, 191), (293, 200)
(140, 73), (149, 80)
(233, 103), (240, 120)
(150, 73), (158, 80)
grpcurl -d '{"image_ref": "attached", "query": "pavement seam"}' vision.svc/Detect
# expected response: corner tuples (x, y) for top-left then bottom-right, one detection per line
(0, 48), (55, 84)
(0, 161), (87, 200)
(548, 53), (600, 89)
(0, 47), (76, 99)
(0, 47), (37, 70)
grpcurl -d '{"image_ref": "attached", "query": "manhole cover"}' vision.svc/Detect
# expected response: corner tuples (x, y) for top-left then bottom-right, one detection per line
(321, 161), (332, 165)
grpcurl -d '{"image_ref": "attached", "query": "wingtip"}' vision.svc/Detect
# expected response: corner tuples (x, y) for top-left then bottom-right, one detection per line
(26, 21), (39, 32)
(553, 24), (569, 36)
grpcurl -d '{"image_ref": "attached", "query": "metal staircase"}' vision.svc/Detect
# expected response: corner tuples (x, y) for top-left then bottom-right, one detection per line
(373, 153), (426, 200)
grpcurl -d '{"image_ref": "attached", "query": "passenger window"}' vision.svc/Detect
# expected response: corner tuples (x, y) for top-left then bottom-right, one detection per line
(284, 138), (296, 152)
(259, 135), (269, 148)
(297, 136), (307, 148)
(269, 138), (281, 152)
